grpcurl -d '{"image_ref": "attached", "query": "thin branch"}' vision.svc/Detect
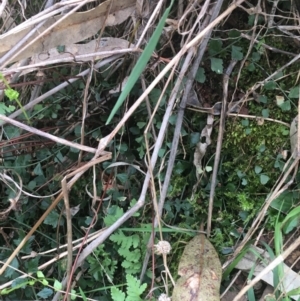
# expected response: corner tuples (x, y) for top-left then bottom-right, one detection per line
(207, 60), (237, 236)
(61, 177), (73, 301)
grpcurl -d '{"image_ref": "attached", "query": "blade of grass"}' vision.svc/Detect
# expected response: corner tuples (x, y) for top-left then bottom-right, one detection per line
(106, 0), (174, 124)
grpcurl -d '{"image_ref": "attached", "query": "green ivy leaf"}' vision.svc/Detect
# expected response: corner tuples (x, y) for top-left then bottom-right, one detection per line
(37, 288), (53, 299)
(279, 100), (291, 111)
(255, 166), (262, 174)
(208, 39), (223, 56)
(137, 122), (146, 129)
(288, 87), (300, 98)
(4, 257), (19, 279)
(260, 174), (270, 185)
(195, 67), (206, 83)
(231, 46), (243, 60)
(252, 52), (261, 62)
(116, 173), (128, 184)
(258, 95), (267, 103)
(33, 162), (44, 176)
(261, 109), (269, 118)
(44, 210), (60, 228)
(264, 81), (276, 90)
(210, 58), (223, 74)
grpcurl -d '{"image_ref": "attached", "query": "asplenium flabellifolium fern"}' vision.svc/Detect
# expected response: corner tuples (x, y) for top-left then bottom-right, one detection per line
(111, 274), (147, 301)
(110, 231), (142, 274)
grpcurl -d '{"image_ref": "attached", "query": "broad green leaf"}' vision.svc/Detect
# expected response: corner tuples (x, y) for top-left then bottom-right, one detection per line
(210, 57), (223, 74)
(106, 0), (175, 124)
(260, 174), (269, 185)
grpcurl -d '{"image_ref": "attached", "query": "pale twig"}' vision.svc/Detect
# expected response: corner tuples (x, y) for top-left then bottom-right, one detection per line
(135, 0), (164, 48)
(0, 0), (7, 17)
(0, 115), (98, 154)
(141, 50), (193, 280)
(207, 60), (237, 236)
(1, 48), (137, 75)
(61, 177), (73, 301)
(0, 170), (61, 199)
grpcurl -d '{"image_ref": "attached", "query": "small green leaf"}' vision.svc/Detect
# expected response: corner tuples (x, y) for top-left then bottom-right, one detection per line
(264, 81), (276, 90)
(195, 67), (206, 83)
(5, 88), (19, 100)
(208, 39), (223, 56)
(37, 271), (45, 278)
(247, 63), (255, 72)
(231, 46), (243, 60)
(210, 57), (223, 74)
(37, 288), (53, 299)
(168, 114), (177, 125)
(261, 109), (269, 118)
(33, 163), (44, 176)
(255, 166), (262, 174)
(288, 86), (300, 98)
(279, 100), (291, 111)
(111, 287), (125, 301)
(158, 148), (166, 157)
(241, 119), (249, 126)
(190, 132), (200, 145)
(137, 122), (146, 129)
(252, 52), (261, 62)
(260, 174), (270, 185)
(258, 95), (267, 103)
(54, 279), (62, 291)
(44, 210), (60, 228)
(242, 178), (247, 186)
(205, 166), (212, 172)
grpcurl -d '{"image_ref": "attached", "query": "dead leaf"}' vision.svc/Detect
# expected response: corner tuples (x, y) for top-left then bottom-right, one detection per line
(290, 115), (298, 158)
(235, 245), (300, 300)
(0, 0), (135, 63)
(193, 115), (214, 179)
(172, 235), (222, 301)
